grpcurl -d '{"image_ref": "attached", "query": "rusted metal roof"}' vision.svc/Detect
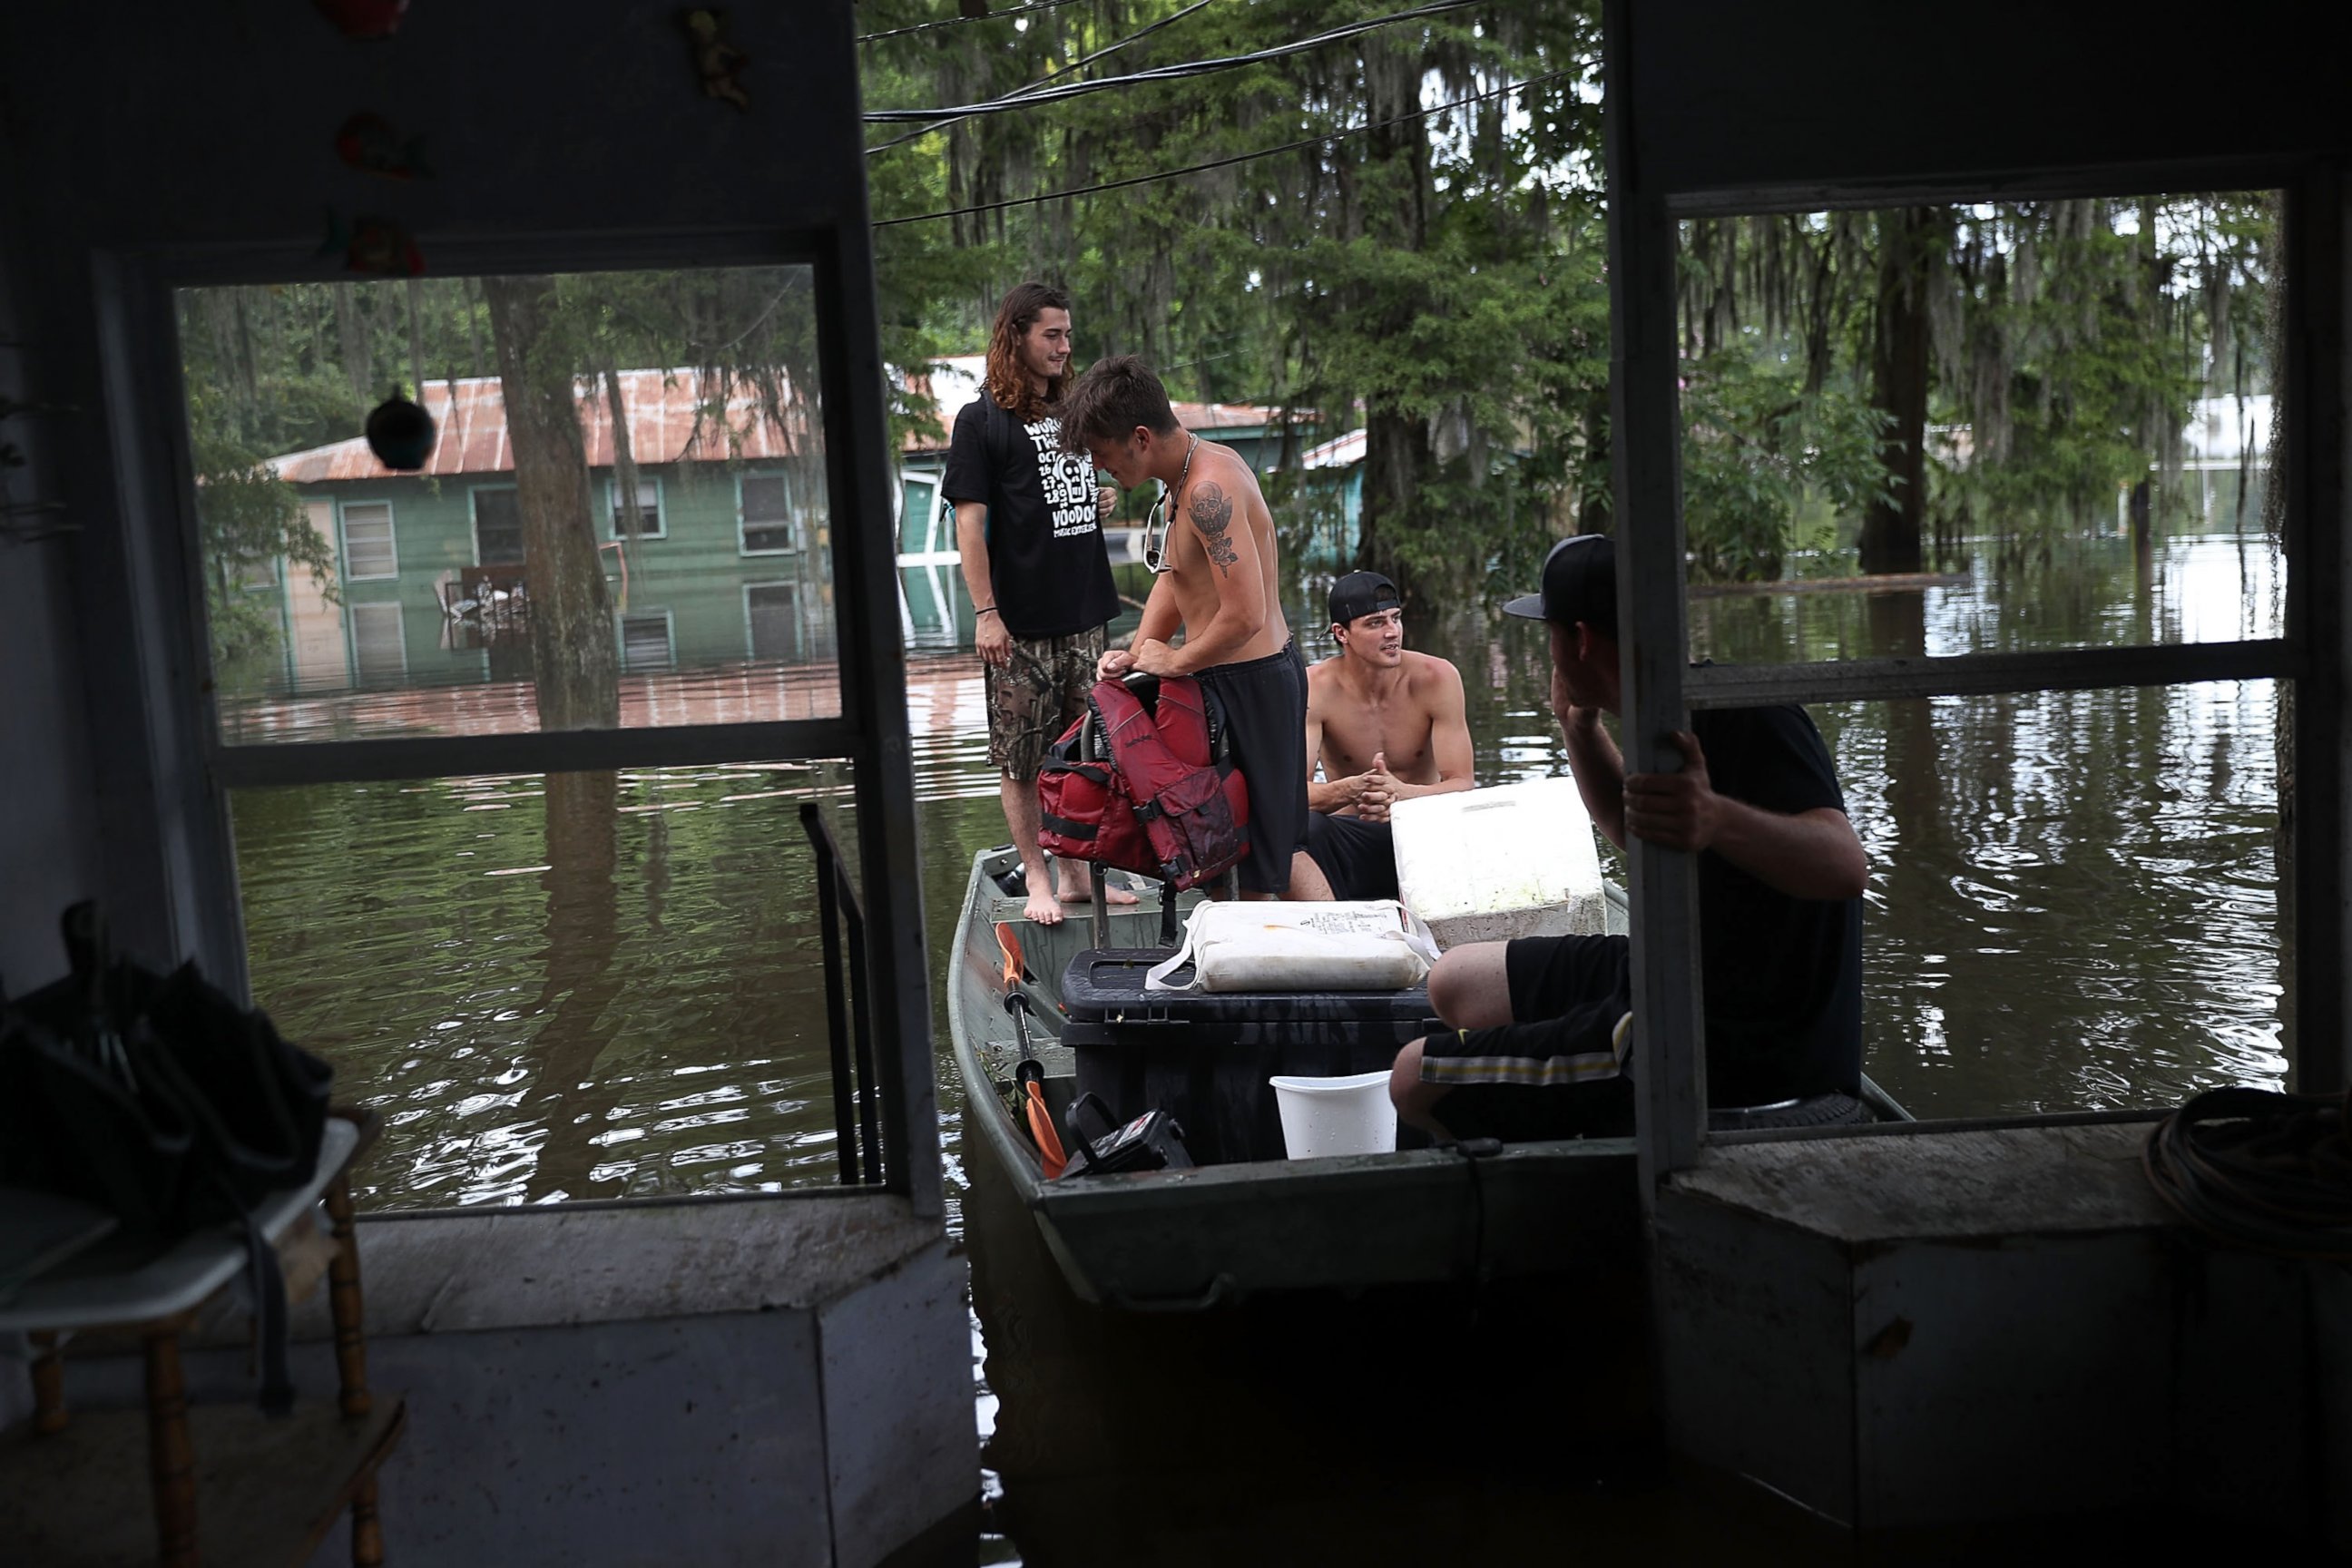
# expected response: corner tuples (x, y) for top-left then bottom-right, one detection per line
(266, 369), (816, 484)
(269, 362), (1302, 481)
(897, 354), (1295, 456)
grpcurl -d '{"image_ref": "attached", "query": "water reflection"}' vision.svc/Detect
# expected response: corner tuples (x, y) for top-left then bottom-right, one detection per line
(232, 525), (2287, 1207)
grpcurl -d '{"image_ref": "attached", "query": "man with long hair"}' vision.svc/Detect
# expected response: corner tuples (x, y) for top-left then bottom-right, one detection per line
(1061, 355), (1330, 899)
(944, 281), (1129, 925)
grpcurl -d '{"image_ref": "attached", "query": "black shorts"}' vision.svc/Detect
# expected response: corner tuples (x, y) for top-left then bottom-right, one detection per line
(1199, 642), (1308, 895)
(1419, 934), (1635, 1142)
(1302, 811), (1398, 902)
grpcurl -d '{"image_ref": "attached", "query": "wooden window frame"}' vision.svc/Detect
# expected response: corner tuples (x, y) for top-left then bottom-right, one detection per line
(470, 484), (524, 568)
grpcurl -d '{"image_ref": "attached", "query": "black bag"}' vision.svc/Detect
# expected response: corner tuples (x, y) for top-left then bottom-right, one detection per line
(0, 904), (335, 1413)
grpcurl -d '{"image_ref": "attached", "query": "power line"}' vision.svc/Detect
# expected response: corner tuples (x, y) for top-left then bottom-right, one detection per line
(859, 0), (1088, 44)
(867, 0), (1214, 158)
(872, 69), (1566, 229)
(861, 0), (1486, 124)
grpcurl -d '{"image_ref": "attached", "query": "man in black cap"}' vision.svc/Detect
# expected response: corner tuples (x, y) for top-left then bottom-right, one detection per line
(1387, 534), (1867, 1142)
(1299, 570), (1475, 901)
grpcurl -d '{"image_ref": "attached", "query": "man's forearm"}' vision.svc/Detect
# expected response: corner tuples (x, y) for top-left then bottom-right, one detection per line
(1161, 605), (1260, 674)
(953, 509), (995, 613)
(1564, 716), (1627, 849)
(1386, 776), (1472, 803)
(1308, 777), (1354, 813)
(1706, 803), (1868, 901)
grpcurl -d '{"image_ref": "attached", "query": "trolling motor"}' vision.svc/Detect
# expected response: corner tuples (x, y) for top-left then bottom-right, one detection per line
(1060, 1091), (1193, 1177)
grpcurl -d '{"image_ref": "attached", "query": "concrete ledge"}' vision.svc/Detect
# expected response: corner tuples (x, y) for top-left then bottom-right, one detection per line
(277, 1191), (941, 1343)
(1668, 1120), (2171, 1244)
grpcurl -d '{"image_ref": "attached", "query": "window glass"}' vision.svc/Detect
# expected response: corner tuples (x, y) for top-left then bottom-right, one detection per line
(349, 602), (407, 685)
(474, 486), (524, 565)
(340, 502), (398, 580)
(741, 474), (798, 554)
(1674, 192), (2281, 663)
(747, 583), (803, 662)
(230, 765), (861, 1206)
(621, 611), (674, 671)
(608, 476), (665, 539)
(181, 266), (843, 742)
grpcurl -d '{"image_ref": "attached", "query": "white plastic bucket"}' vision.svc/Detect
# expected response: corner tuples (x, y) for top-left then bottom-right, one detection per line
(1269, 1070), (1397, 1160)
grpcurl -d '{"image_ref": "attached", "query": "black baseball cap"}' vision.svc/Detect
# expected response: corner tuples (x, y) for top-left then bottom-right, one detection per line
(1502, 534), (1617, 636)
(1328, 570), (1402, 627)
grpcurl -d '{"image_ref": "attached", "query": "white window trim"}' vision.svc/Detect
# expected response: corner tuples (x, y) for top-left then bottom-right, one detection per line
(737, 468), (800, 558)
(338, 497), (400, 583)
(470, 483), (523, 567)
(617, 606), (676, 671)
(742, 579), (805, 661)
(606, 474), (668, 541)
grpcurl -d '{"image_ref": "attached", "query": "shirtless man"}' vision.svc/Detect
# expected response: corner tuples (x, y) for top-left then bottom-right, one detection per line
(1301, 570), (1475, 901)
(1057, 356), (1329, 899)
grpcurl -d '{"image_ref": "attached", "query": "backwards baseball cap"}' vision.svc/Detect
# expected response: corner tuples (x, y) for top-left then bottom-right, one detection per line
(1328, 570), (1402, 628)
(1502, 534), (1617, 636)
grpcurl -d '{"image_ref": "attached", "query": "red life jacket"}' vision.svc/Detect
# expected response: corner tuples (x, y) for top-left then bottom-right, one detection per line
(1036, 675), (1250, 890)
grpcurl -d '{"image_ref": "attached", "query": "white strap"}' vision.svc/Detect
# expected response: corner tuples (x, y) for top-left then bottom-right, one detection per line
(1143, 905), (1207, 991)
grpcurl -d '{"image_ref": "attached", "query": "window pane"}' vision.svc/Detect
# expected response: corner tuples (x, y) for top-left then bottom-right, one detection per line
(1675, 191), (2282, 664)
(350, 602), (407, 685)
(1817, 680), (2282, 1120)
(747, 583), (800, 661)
(741, 474), (797, 554)
(341, 503), (397, 580)
(621, 612), (673, 671)
(474, 487), (524, 565)
(610, 476), (664, 539)
(184, 266), (844, 742)
(230, 765), (861, 1206)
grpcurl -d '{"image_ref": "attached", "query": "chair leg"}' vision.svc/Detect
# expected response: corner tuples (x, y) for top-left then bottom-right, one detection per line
(29, 1331), (67, 1435)
(350, 1472), (385, 1567)
(143, 1329), (198, 1568)
(326, 1172), (373, 1419)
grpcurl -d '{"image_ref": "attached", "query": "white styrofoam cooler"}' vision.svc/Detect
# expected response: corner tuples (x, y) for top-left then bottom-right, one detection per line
(1388, 777), (1607, 948)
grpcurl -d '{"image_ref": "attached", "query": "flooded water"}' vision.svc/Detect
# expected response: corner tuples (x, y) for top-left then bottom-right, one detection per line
(230, 524), (2288, 1207)
(225, 522), (2285, 1559)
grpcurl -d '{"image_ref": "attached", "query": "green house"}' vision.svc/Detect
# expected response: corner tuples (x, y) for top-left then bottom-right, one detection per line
(260, 370), (838, 701)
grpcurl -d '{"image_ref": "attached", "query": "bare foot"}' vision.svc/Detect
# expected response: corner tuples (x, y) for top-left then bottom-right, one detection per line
(1056, 870), (1140, 906)
(1023, 886), (1066, 926)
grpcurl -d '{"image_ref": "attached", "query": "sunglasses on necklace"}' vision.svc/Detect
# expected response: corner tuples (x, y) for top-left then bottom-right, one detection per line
(1141, 486), (1178, 574)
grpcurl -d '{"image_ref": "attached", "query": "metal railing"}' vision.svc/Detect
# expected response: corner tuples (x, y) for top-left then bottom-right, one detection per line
(801, 800), (887, 1188)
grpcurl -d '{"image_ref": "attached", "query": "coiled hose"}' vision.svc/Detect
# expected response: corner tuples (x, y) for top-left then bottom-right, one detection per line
(2142, 1085), (2352, 1259)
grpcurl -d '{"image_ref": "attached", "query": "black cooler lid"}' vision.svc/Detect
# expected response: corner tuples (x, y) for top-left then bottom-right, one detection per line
(1061, 947), (1434, 1024)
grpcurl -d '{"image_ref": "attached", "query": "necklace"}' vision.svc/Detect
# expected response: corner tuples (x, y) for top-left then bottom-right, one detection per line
(1144, 436), (1202, 576)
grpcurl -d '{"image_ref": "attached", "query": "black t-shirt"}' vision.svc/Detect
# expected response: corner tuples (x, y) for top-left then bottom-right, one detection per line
(1688, 704), (1864, 1104)
(940, 397), (1118, 641)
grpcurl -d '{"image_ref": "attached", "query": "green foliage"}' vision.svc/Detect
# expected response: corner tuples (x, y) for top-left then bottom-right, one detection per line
(1680, 346), (1890, 581)
(858, 0), (1612, 612)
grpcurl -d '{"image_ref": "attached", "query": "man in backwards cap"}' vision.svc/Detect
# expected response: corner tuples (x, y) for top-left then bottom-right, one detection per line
(1388, 534), (1867, 1142)
(1299, 570), (1474, 902)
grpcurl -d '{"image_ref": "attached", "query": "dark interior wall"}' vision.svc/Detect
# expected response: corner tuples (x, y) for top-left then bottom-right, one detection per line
(0, 3), (867, 981)
(1626, 0), (2347, 201)
(0, 193), (100, 992)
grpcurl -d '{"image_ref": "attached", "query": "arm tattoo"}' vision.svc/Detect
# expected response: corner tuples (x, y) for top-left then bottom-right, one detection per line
(1188, 483), (1240, 576)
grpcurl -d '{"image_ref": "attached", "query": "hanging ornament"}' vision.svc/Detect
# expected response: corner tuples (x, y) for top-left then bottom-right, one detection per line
(318, 211), (426, 277)
(313, 0), (408, 37)
(336, 113), (433, 181)
(365, 388), (437, 472)
(681, 10), (750, 112)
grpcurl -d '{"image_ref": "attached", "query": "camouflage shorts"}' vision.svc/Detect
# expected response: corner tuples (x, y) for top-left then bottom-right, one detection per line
(986, 625), (1107, 780)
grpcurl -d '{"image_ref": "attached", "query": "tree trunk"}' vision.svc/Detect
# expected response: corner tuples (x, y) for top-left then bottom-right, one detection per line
(334, 283), (372, 418)
(1861, 208), (1938, 574)
(603, 366), (646, 612)
(1352, 37), (1438, 612)
(483, 274), (621, 731)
